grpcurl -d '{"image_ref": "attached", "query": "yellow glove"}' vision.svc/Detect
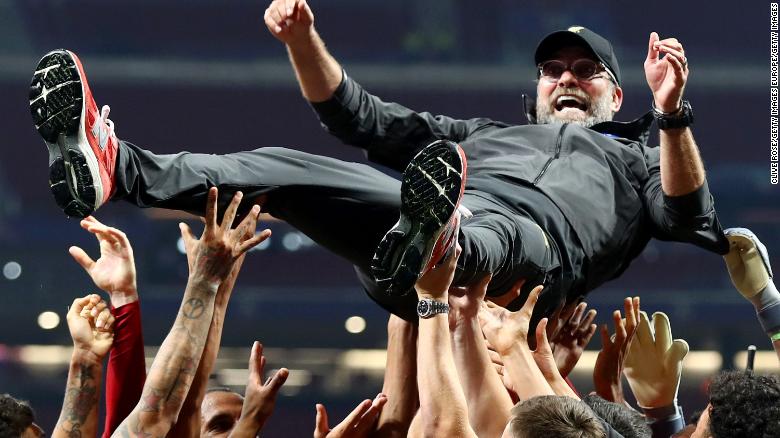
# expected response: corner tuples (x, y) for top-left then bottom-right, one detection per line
(723, 228), (772, 299)
(623, 311), (688, 409)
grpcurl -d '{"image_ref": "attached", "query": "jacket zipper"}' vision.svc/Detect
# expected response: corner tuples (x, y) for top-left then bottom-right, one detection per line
(533, 123), (568, 184)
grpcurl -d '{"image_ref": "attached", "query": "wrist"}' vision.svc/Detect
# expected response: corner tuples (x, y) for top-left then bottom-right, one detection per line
(188, 273), (223, 292)
(653, 99), (682, 115)
(71, 347), (105, 365)
(286, 27), (318, 51)
(642, 401), (681, 420)
(109, 290), (139, 308)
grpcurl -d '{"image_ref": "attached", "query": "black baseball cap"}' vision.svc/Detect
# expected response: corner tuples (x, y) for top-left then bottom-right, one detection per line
(534, 26), (621, 86)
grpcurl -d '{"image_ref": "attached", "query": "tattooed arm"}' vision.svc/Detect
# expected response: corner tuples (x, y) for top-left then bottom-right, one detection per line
(169, 254), (246, 438)
(112, 188), (269, 438)
(54, 294), (116, 438)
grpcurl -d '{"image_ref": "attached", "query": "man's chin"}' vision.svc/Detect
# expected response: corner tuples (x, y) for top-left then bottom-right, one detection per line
(552, 107), (589, 123)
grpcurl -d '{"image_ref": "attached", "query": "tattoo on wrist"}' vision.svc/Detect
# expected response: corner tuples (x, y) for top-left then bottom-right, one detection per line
(182, 298), (206, 319)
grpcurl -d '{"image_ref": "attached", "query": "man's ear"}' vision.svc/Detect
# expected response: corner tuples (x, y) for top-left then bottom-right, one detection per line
(612, 85), (623, 113)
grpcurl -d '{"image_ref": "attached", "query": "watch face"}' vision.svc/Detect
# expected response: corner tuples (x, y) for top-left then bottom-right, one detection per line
(417, 300), (431, 317)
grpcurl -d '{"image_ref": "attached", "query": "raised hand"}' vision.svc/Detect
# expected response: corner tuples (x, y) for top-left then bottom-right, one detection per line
(623, 311), (688, 408)
(314, 394), (388, 438)
(551, 301), (597, 378)
(69, 216), (137, 306)
(644, 32), (688, 113)
(67, 294), (116, 359)
(230, 342), (289, 437)
(179, 188), (271, 285)
(478, 285), (544, 355)
(593, 297), (640, 403)
(264, 0), (314, 45)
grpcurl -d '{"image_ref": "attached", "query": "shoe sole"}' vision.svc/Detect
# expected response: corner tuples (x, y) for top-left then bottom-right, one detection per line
(29, 50), (98, 218)
(371, 140), (466, 296)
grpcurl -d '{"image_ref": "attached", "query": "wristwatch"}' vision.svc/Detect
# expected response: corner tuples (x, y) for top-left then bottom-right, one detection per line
(652, 100), (694, 130)
(417, 298), (449, 318)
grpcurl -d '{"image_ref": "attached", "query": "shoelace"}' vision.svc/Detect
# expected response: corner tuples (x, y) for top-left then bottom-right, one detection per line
(98, 104), (116, 138)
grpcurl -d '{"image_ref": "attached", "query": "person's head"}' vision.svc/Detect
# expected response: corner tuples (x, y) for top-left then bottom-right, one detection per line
(200, 387), (245, 438)
(582, 393), (651, 438)
(503, 395), (606, 438)
(0, 394), (43, 438)
(534, 26), (623, 128)
(689, 371), (780, 438)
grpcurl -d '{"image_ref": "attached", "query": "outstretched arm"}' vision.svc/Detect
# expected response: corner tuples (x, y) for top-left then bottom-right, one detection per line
(642, 32), (729, 254)
(645, 32), (702, 196)
(374, 315), (419, 438)
(112, 189), (269, 438)
(54, 295), (115, 438)
(264, 0), (341, 102)
(68, 216), (146, 437)
(415, 247), (478, 438)
(479, 287), (556, 401)
(449, 275), (514, 437)
(168, 253), (247, 438)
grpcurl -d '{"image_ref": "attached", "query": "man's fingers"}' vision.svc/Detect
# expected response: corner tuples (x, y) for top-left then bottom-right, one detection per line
(237, 229), (272, 254)
(354, 394), (387, 434)
(69, 246), (96, 272)
(179, 222), (197, 246)
(520, 285), (544, 316)
(269, 6), (285, 32)
(655, 38), (683, 52)
(664, 51), (687, 76)
(220, 191), (243, 233)
(267, 368), (290, 391)
(569, 302), (586, 328)
(657, 45), (686, 64)
(535, 318), (551, 353)
(205, 187), (219, 231)
(264, 8), (282, 34)
(314, 404), (329, 435)
(95, 306), (112, 329)
(599, 323), (611, 347)
(488, 348), (503, 365)
(248, 341), (262, 380)
(69, 296), (93, 317)
(579, 308), (598, 333)
(613, 310), (627, 343)
(343, 399), (373, 426)
(647, 31), (660, 61)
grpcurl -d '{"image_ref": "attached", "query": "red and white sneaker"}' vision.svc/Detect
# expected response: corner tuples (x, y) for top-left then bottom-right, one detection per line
(29, 49), (118, 218)
(371, 140), (468, 296)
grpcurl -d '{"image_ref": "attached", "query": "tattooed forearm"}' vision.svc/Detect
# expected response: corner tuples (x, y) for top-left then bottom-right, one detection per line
(55, 358), (102, 438)
(112, 279), (219, 437)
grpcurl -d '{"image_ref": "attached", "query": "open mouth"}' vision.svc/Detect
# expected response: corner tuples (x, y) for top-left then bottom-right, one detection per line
(554, 95), (588, 112)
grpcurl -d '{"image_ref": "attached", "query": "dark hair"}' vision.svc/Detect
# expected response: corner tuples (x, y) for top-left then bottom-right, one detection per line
(510, 395), (606, 438)
(582, 394), (650, 438)
(0, 394), (35, 438)
(708, 370), (780, 438)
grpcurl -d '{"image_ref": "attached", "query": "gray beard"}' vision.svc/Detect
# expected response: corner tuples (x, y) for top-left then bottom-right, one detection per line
(535, 90), (615, 128)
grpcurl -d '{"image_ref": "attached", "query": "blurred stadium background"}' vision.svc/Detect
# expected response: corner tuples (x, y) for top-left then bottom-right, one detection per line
(0, 0), (778, 435)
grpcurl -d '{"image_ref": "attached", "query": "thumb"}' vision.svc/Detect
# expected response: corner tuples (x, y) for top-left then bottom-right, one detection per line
(535, 318), (551, 354)
(647, 32), (659, 61)
(179, 223), (197, 250)
(69, 246), (96, 272)
(314, 404), (329, 436)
